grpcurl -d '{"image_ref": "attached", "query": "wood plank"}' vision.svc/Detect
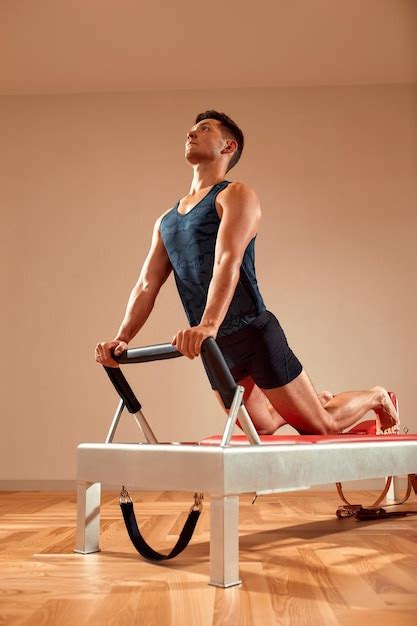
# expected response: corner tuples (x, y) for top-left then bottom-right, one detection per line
(1, 490), (417, 625)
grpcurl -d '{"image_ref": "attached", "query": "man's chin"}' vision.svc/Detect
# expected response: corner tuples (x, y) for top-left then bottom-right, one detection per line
(185, 153), (201, 166)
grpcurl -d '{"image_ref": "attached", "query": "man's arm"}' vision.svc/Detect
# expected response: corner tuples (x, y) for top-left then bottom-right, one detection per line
(172, 182), (261, 358)
(115, 215), (172, 343)
(200, 182), (261, 330)
(96, 214), (172, 366)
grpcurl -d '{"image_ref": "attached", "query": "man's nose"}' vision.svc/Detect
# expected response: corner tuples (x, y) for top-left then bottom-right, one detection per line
(187, 130), (197, 140)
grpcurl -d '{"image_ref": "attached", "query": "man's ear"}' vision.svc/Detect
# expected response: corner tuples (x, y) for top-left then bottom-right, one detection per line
(221, 140), (237, 154)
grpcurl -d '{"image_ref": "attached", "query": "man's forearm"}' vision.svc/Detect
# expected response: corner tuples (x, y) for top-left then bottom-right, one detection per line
(200, 258), (241, 331)
(114, 284), (158, 343)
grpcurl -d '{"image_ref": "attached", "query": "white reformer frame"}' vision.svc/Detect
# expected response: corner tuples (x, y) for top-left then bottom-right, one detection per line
(75, 340), (417, 588)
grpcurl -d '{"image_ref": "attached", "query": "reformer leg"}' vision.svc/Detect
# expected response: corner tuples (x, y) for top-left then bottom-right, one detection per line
(386, 475), (402, 503)
(209, 495), (241, 588)
(74, 481), (101, 554)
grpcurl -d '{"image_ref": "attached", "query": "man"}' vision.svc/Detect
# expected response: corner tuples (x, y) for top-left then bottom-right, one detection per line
(96, 110), (399, 436)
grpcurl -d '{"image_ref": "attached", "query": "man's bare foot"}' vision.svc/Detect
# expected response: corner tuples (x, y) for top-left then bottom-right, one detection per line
(318, 390), (333, 406)
(371, 386), (400, 434)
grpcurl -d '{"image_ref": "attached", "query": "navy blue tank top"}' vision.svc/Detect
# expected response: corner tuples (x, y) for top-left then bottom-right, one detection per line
(160, 180), (266, 337)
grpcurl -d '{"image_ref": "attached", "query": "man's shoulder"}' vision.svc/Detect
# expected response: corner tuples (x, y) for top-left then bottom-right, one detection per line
(156, 206), (175, 224)
(220, 181), (260, 207)
(224, 180), (255, 193)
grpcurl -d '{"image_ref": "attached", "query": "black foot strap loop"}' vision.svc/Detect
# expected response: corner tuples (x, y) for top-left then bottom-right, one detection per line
(119, 492), (202, 561)
(355, 506), (417, 521)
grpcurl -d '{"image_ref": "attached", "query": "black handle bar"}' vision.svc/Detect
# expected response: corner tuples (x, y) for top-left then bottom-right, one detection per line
(103, 337), (238, 412)
(114, 343), (183, 364)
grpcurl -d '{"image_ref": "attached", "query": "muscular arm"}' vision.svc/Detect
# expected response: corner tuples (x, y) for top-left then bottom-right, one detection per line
(96, 214), (172, 367)
(115, 215), (172, 343)
(200, 182), (261, 331)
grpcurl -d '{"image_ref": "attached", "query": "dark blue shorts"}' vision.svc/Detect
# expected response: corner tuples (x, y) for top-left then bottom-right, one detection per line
(203, 310), (303, 390)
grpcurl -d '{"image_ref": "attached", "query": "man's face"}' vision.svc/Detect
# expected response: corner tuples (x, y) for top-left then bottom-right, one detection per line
(185, 119), (231, 166)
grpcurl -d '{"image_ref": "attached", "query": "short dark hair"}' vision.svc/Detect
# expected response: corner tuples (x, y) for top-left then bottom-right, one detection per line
(195, 110), (244, 172)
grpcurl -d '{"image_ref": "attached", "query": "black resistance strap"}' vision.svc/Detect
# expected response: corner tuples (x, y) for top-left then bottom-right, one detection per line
(336, 474), (417, 519)
(355, 506), (417, 521)
(119, 487), (203, 561)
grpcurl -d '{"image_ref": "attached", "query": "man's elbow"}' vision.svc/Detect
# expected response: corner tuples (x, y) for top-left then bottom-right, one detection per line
(136, 276), (163, 297)
(136, 263), (171, 294)
(215, 252), (242, 274)
(216, 247), (242, 265)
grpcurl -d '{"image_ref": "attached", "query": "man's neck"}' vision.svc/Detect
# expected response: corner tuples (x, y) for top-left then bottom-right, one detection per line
(189, 163), (227, 195)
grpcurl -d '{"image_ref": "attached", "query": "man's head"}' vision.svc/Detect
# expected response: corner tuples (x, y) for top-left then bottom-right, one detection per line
(185, 110), (244, 173)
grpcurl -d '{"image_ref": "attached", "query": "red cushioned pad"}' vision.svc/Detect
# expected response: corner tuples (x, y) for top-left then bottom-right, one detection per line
(231, 419), (381, 438)
(314, 434), (417, 444)
(199, 433), (417, 446)
(200, 435), (313, 446)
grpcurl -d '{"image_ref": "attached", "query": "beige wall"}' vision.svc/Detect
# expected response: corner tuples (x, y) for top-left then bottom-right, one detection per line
(1, 84), (416, 484)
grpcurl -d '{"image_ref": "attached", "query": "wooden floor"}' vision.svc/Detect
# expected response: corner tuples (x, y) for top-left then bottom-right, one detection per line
(1, 489), (417, 626)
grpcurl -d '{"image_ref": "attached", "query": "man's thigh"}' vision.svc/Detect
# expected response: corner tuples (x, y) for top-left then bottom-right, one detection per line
(259, 369), (332, 434)
(214, 375), (281, 432)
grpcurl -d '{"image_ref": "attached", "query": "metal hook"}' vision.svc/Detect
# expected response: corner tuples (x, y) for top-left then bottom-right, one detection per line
(190, 492), (204, 513)
(119, 485), (132, 505)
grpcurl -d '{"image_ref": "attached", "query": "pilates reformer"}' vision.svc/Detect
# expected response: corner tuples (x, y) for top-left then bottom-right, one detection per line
(75, 338), (417, 587)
